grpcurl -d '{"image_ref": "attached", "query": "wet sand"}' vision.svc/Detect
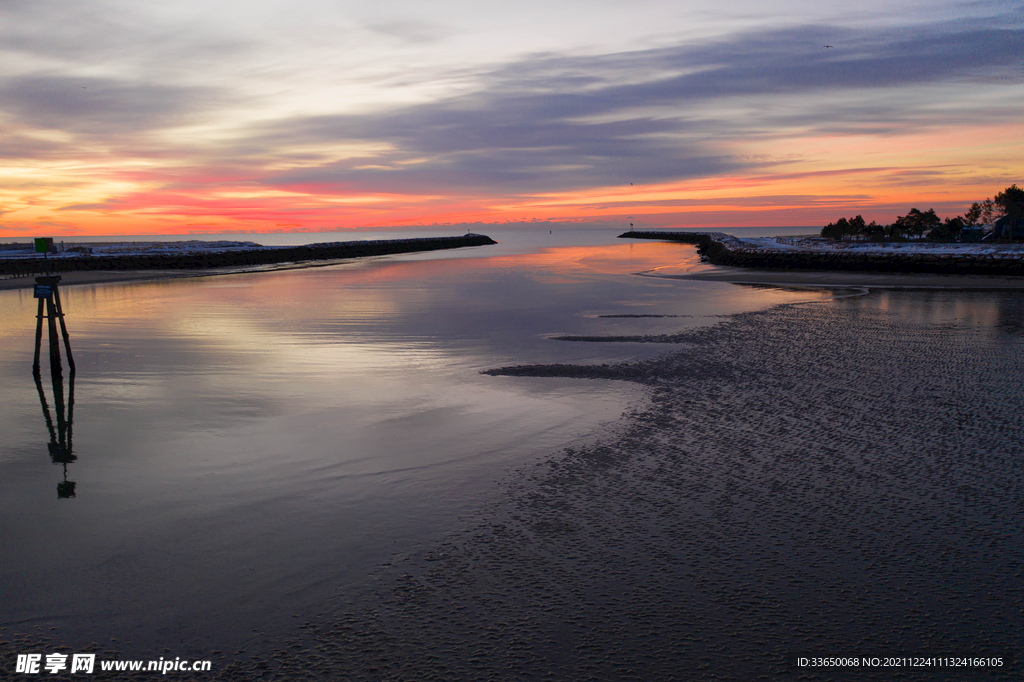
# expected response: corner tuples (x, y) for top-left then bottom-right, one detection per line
(0, 261), (342, 290)
(0, 270), (206, 290)
(650, 265), (1024, 290)
(4, 288), (1021, 680)
(212, 292), (1021, 680)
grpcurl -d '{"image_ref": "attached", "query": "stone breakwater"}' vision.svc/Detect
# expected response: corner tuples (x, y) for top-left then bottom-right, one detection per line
(623, 231), (1024, 275)
(0, 235), (497, 276)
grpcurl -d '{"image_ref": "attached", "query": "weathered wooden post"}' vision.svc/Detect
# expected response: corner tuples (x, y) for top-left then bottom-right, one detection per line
(44, 291), (62, 377)
(31, 237), (75, 375)
(32, 295), (45, 374)
(52, 283), (75, 371)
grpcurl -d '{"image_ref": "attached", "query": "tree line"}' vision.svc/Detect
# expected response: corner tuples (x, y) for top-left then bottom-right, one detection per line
(821, 184), (1024, 241)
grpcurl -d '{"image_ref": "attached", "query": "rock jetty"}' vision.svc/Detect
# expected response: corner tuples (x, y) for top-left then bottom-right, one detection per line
(0, 234), (497, 276)
(622, 231), (1024, 276)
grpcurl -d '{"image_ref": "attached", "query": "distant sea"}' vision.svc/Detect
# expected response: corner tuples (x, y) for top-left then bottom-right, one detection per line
(45, 224), (821, 246)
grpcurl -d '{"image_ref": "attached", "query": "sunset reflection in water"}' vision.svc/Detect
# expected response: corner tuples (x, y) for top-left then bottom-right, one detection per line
(0, 232), (835, 655)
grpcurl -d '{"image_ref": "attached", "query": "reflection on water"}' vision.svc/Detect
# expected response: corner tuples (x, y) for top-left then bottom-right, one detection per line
(26, 273), (79, 499)
(0, 231), (856, 655)
(842, 289), (1024, 334)
(34, 365), (76, 499)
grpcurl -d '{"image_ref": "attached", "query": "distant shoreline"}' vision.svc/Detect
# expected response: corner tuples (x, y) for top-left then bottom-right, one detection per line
(0, 234), (497, 289)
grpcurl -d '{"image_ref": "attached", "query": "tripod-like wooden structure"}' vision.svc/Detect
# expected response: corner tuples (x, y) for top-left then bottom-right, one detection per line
(32, 275), (75, 377)
(35, 363), (76, 498)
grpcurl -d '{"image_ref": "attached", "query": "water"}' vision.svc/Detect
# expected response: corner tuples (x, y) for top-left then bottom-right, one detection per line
(39, 224), (820, 248)
(0, 230), (832, 656)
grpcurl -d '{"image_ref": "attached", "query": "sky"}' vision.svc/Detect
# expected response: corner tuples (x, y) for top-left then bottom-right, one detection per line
(1, 0), (1022, 236)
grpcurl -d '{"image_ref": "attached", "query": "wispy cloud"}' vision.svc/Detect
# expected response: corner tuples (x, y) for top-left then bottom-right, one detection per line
(242, 19), (1024, 195)
(0, 76), (229, 135)
(1, 2), (1022, 233)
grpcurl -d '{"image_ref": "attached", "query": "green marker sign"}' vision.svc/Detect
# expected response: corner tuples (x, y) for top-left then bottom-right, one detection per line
(34, 237), (54, 253)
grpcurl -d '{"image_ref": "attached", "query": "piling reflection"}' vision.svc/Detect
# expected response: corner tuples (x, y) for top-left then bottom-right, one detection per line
(31, 273), (78, 499)
(34, 366), (76, 498)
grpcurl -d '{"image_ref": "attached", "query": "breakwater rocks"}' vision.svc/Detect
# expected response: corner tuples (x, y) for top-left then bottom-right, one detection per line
(622, 231), (1024, 276)
(0, 234), (497, 276)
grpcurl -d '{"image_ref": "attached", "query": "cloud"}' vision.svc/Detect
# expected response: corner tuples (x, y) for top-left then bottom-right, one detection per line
(0, 0), (253, 72)
(0, 76), (228, 135)
(56, 203), (114, 211)
(0, 134), (66, 160)
(367, 20), (449, 44)
(3, 4), (1021, 232)
(238, 17), (1023, 195)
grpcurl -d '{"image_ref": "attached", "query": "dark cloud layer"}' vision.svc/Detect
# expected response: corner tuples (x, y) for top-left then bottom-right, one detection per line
(0, 0), (247, 140)
(249, 17), (1024, 194)
(0, 0), (251, 68)
(0, 76), (226, 135)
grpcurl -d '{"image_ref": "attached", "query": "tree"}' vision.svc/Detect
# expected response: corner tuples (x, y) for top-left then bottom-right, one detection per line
(820, 215), (866, 240)
(849, 215), (866, 238)
(994, 185), (1024, 220)
(994, 185), (1024, 240)
(981, 198), (998, 225)
(921, 209), (941, 238)
(893, 208), (940, 239)
(963, 202), (983, 228)
(821, 217), (849, 240)
(864, 221), (885, 240)
(930, 216), (964, 240)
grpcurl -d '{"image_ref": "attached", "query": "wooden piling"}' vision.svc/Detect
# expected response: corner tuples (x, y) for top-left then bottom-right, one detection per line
(33, 297), (45, 375)
(45, 294), (62, 378)
(32, 275), (74, 375)
(51, 285), (75, 372)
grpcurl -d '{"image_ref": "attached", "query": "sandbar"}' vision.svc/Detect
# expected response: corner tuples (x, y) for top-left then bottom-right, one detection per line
(651, 265), (1024, 289)
(198, 290), (1024, 679)
(0, 269), (209, 291)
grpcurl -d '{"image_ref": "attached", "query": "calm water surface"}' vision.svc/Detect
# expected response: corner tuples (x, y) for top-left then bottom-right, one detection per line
(0, 230), (829, 654)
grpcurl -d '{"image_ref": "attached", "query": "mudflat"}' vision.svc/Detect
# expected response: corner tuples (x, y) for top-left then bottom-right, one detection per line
(0, 261), (337, 290)
(653, 265), (1024, 289)
(0, 270), (205, 290)
(206, 290), (1023, 680)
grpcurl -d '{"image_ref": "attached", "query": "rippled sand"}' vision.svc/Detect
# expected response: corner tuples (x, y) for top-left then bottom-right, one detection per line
(8, 292), (1022, 680)
(240, 294), (1021, 680)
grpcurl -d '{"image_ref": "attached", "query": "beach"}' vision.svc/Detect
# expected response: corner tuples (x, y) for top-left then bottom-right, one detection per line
(0, 270), (209, 290)
(194, 288), (1022, 681)
(651, 266), (1024, 290)
(2, 234), (1021, 680)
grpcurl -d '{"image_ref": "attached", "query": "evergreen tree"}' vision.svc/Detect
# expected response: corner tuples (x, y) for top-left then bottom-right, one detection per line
(994, 185), (1024, 220)
(963, 202), (983, 228)
(981, 198), (997, 225)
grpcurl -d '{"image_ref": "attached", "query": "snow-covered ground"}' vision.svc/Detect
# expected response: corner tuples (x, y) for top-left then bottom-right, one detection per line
(0, 240), (265, 259)
(0, 236), (471, 260)
(734, 236), (1024, 255)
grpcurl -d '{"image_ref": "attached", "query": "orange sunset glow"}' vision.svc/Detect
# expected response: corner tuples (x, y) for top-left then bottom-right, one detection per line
(2, 1), (1021, 237)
